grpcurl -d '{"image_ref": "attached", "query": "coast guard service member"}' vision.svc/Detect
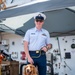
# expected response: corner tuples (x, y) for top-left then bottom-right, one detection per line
(23, 12), (52, 75)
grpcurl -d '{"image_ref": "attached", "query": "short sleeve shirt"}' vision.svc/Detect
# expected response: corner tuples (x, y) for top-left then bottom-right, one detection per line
(23, 27), (51, 51)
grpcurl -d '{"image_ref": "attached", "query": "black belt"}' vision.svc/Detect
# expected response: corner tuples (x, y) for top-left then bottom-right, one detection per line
(29, 50), (46, 58)
(29, 50), (45, 54)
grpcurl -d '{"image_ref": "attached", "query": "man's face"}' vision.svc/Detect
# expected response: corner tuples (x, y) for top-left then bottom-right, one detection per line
(35, 19), (44, 28)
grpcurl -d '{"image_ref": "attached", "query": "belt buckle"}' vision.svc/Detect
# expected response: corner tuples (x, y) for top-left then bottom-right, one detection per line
(36, 50), (39, 53)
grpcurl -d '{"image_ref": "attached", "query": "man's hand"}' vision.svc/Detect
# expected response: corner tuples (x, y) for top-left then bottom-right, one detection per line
(41, 44), (52, 52)
(41, 46), (48, 52)
(28, 56), (34, 64)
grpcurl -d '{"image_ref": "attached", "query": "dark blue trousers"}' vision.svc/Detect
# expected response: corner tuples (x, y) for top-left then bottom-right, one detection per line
(28, 51), (46, 75)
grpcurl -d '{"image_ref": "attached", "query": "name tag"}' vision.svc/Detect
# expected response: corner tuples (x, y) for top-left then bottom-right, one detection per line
(31, 33), (35, 35)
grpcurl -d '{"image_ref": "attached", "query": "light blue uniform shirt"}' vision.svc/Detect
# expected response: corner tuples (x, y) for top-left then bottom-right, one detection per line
(23, 27), (51, 51)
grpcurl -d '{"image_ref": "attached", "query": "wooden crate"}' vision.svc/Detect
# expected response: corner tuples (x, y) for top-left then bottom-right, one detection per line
(2, 61), (19, 75)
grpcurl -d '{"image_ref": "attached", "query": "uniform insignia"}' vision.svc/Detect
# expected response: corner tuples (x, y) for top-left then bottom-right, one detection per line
(42, 34), (46, 36)
(31, 33), (35, 35)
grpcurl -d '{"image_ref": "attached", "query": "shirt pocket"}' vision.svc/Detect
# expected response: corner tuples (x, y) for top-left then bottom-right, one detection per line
(30, 35), (37, 42)
(41, 35), (47, 41)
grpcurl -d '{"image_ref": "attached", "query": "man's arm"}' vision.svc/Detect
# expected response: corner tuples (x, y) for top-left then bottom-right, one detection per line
(41, 44), (52, 52)
(24, 41), (30, 58)
(24, 41), (34, 64)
